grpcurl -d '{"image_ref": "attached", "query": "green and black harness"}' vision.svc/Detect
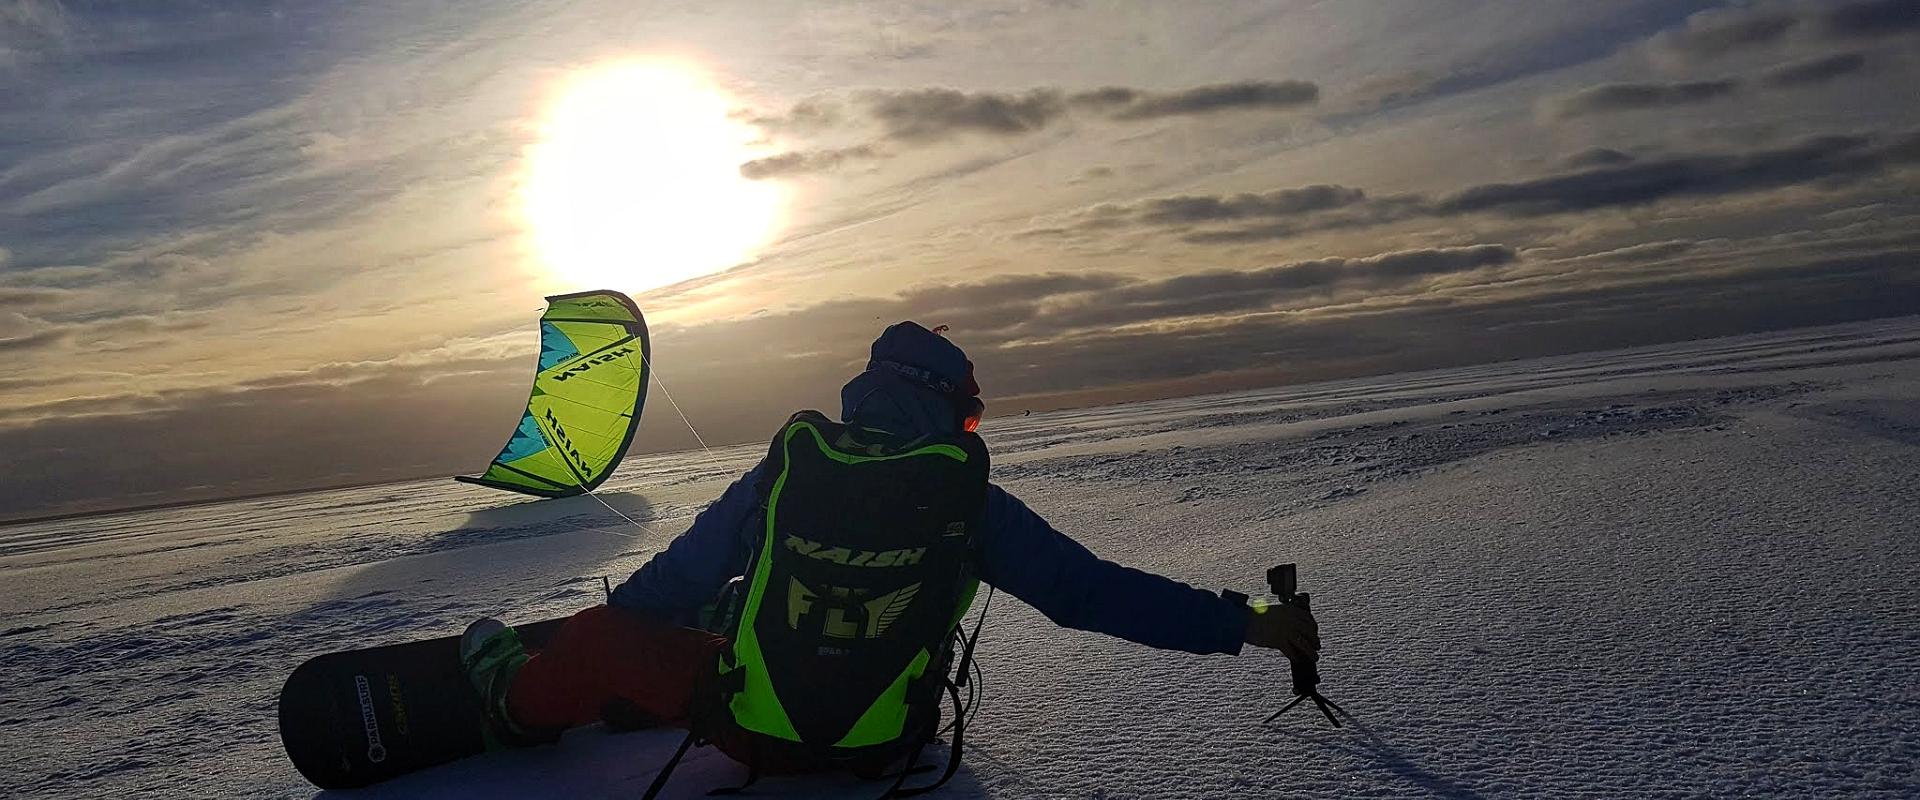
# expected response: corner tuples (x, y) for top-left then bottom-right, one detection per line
(644, 411), (992, 799)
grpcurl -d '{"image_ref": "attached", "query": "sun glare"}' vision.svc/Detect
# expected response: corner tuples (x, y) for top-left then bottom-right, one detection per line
(522, 61), (786, 293)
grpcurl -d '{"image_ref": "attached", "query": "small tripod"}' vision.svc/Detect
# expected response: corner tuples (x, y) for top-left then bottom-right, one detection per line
(1261, 563), (1351, 728)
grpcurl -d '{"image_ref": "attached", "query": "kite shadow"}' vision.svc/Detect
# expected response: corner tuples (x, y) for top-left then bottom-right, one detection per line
(310, 491), (661, 619)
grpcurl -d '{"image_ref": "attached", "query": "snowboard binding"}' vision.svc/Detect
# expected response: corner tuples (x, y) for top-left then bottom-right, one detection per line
(1261, 563), (1351, 729)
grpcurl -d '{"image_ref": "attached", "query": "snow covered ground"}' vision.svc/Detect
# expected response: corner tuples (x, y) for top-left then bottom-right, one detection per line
(4, 316), (1919, 799)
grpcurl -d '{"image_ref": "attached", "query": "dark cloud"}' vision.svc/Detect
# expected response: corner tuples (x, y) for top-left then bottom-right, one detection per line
(0, 287), (69, 308)
(739, 145), (884, 180)
(1176, 194), (1436, 245)
(1043, 190), (1424, 245)
(863, 88), (1068, 143)
(1820, 0), (1920, 39)
(895, 272), (1126, 314)
(1036, 246), (1518, 331)
(0, 328), (69, 352)
(1027, 184), (1376, 241)
(1436, 131), (1920, 216)
(1651, 8), (1800, 60)
(745, 79), (1322, 153)
(1334, 3), (1712, 117)
(1159, 197), (1420, 243)
(0, 376), (53, 391)
(1042, 128), (1920, 245)
(1762, 52), (1870, 87)
(1644, 0), (1915, 56)
(1068, 81), (1319, 120)
(1564, 148), (1637, 168)
(743, 100), (844, 134)
(1133, 185), (1367, 225)
(1069, 166), (1116, 184)
(1552, 79), (1741, 118)
(1009, 225), (1074, 241)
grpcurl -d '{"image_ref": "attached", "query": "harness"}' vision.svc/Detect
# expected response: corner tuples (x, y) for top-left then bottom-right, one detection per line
(643, 411), (990, 799)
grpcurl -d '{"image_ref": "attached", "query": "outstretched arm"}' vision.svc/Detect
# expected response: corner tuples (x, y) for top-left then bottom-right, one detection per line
(974, 484), (1251, 655)
(608, 462), (764, 617)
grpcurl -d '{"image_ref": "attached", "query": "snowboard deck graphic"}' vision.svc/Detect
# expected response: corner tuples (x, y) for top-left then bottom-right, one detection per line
(277, 617), (569, 790)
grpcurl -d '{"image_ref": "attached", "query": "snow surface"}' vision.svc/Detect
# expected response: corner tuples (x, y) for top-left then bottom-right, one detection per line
(4, 316), (1919, 799)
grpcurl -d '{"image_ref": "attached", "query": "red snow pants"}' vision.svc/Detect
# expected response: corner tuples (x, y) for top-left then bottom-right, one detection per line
(504, 604), (825, 773)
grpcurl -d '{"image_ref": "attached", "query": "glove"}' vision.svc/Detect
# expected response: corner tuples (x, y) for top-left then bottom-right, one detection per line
(1244, 601), (1320, 665)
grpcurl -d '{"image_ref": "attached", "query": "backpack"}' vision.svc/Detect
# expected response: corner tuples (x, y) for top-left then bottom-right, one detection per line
(644, 411), (990, 799)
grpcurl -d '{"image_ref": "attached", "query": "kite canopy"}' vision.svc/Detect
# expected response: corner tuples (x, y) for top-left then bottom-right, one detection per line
(456, 290), (650, 498)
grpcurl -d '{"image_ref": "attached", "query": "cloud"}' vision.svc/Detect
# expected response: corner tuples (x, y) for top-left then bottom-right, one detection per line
(739, 145), (885, 179)
(0, 327), (67, 352)
(1435, 131), (1920, 216)
(0, 0), (75, 69)
(1030, 187), (1425, 245)
(1068, 81), (1319, 120)
(1762, 52), (1870, 88)
(0, 264), (110, 289)
(1551, 80), (1741, 118)
(1641, 0), (1916, 62)
(1069, 166), (1116, 184)
(743, 99), (845, 134)
(894, 272), (1128, 316)
(1035, 246), (1519, 331)
(0, 286), (69, 308)
(1563, 148), (1637, 168)
(1819, 0), (1920, 40)
(1569, 240), (1702, 264)
(734, 79), (1321, 180)
(1649, 8), (1800, 61)
(863, 88), (1068, 143)
(649, 245), (1920, 416)
(0, 306), (212, 361)
(1028, 184), (1374, 240)
(745, 79), (1322, 153)
(1033, 128), (1920, 245)
(1131, 185), (1368, 225)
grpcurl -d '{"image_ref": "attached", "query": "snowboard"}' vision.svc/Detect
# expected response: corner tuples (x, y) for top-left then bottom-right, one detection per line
(277, 617), (569, 790)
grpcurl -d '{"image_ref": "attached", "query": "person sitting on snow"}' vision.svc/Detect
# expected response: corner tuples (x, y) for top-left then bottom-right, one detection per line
(461, 321), (1321, 797)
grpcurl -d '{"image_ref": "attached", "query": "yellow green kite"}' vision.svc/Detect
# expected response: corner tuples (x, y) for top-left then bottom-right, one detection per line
(456, 290), (650, 498)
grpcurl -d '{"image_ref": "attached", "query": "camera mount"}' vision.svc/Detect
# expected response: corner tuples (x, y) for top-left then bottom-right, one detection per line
(1261, 563), (1350, 728)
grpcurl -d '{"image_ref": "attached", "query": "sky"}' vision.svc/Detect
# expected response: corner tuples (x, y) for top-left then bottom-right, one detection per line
(1, 0), (1917, 519)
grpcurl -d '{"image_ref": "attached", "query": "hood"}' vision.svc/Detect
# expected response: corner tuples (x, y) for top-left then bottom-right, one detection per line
(838, 321), (977, 436)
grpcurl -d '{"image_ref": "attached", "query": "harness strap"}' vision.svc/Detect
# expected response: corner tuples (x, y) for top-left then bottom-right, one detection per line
(887, 679), (964, 798)
(640, 731), (697, 800)
(874, 730), (932, 799)
(888, 586), (993, 797)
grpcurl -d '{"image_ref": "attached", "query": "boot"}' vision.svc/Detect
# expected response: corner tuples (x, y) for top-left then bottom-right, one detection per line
(460, 618), (558, 746)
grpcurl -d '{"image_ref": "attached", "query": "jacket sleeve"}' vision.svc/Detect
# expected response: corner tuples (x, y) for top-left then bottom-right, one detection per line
(608, 462), (764, 617)
(974, 484), (1250, 655)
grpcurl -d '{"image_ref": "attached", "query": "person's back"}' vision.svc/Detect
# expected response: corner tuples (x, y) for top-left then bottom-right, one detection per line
(458, 321), (1320, 796)
(734, 411), (990, 771)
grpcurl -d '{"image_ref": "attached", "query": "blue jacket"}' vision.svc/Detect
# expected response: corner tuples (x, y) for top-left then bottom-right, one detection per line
(610, 368), (1250, 655)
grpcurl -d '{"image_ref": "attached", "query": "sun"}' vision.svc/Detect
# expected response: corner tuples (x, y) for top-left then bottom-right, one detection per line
(522, 60), (787, 293)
